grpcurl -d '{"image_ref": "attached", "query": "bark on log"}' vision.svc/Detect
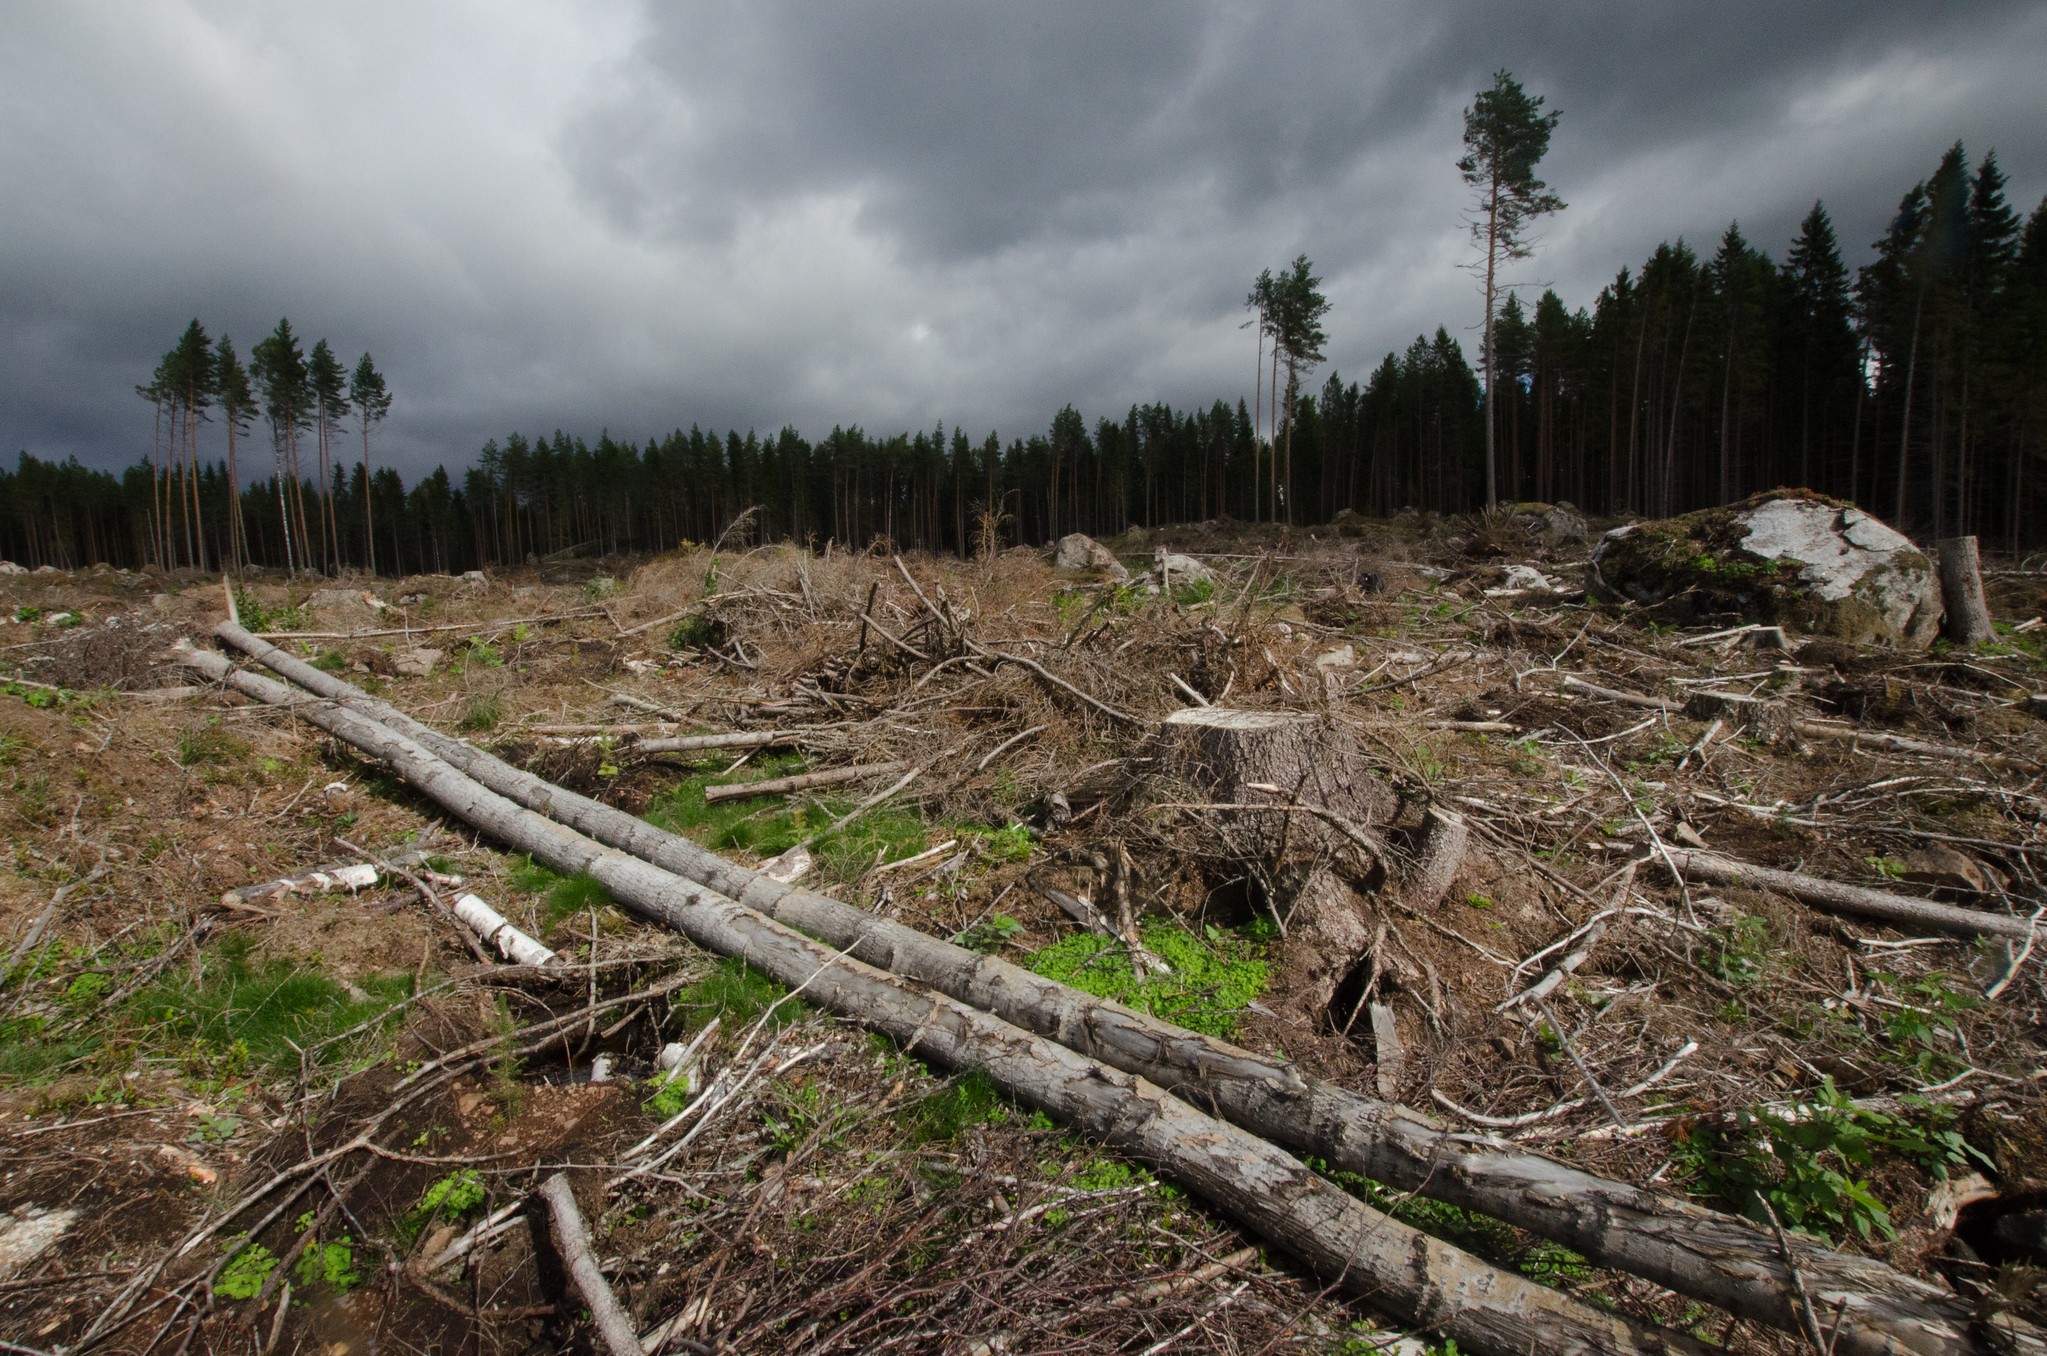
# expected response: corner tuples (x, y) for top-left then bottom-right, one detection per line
(633, 730), (786, 755)
(451, 893), (556, 966)
(538, 1174), (643, 1356)
(1402, 807), (1469, 910)
(702, 762), (903, 804)
(178, 642), (1700, 1356)
(202, 626), (2030, 1356)
(1939, 536), (1996, 648)
(1655, 847), (2037, 941)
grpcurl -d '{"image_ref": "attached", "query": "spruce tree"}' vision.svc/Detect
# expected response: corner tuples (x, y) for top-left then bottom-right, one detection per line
(350, 353), (392, 575)
(214, 336), (256, 571)
(307, 339), (350, 571)
(1460, 69), (1564, 506)
(251, 319), (312, 574)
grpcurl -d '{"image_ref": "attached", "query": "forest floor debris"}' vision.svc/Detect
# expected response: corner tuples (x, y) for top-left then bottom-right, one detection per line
(2, 508), (2045, 1353)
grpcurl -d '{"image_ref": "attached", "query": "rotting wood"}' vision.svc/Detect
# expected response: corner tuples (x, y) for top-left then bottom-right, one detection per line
(538, 1174), (643, 1356)
(177, 641), (1706, 1356)
(195, 624), (2032, 1356)
(1939, 536), (1996, 648)
(1369, 1002), (1403, 1100)
(1652, 847), (2039, 940)
(223, 860), (380, 908)
(702, 762), (904, 805)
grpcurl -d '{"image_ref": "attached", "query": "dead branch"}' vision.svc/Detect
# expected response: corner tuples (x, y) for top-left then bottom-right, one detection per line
(539, 1173), (644, 1356)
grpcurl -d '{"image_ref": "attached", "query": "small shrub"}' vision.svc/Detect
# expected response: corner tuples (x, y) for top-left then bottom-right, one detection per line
(912, 1070), (1010, 1142)
(459, 694), (503, 732)
(952, 915), (1023, 953)
(1700, 914), (1770, 985)
(177, 719), (249, 767)
(461, 637), (503, 668)
(293, 1236), (361, 1293)
(670, 957), (807, 1032)
(417, 1169), (486, 1221)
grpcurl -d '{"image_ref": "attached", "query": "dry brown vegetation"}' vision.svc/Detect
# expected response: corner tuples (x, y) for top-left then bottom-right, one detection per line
(1, 509), (2044, 1355)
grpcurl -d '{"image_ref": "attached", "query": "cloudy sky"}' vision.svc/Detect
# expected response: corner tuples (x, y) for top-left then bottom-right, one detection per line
(4, 1), (2043, 482)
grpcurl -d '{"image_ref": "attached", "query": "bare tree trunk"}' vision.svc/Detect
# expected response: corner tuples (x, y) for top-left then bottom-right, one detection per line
(176, 640), (1708, 1356)
(1937, 535), (1994, 648)
(199, 625), (2023, 1356)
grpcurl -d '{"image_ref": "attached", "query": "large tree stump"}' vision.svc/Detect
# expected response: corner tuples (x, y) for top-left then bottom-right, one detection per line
(1938, 535), (1995, 648)
(1157, 708), (1397, 1013)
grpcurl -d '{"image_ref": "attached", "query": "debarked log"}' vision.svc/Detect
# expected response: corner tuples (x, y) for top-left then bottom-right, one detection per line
(1654, 847), (2039, 941)
(175, 641), (1703, 1356)
(199, 622), (2033, 1356)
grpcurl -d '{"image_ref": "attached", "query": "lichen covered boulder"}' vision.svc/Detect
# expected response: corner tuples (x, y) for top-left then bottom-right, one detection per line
(1511, 501), (1589, 546)
(1587, 491), (1941, 647)
(1050, 532), (1128, 580)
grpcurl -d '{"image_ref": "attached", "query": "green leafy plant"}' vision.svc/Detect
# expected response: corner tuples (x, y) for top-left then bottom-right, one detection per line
(952, 915), (1023, 953)
(1671, 1079), (1988, 1241)
(417, 1169), (486, 1221)
(912, 1070), (1010, 1142)
(215, 1241), (278, 1300)
(461, 637), (503, 668)
(1700, 913), (1770, 985)
(293, 1235), (361, 1293)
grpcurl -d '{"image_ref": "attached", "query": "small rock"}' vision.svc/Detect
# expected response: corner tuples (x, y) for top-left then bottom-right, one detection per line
(32, 564), (57, 575)
(304, 588), (379, 618)
(0, 1206), (79, 1280)
(1496, 564), (1557, 592)
(1511, 501), (1589, 546)
(457, 570), (488, 592)
(1899, 846), (1994, 897)
(0, 561), (23, 575)
(1313, 644), (1357, 671)
(392, 648), (442, 677)
(1050, 533), (1128, 580)
(1154, 550), (1216, 588)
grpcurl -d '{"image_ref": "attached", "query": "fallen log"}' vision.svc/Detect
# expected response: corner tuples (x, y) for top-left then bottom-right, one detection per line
(199, 623), (2028, 1356)
(223, 860), (379, 909)
(633, 729), (788, 755)
(177, 642), (1698, 1356)
(1653, 847), (2038, 941)
(451, 892), (556, 966)
(702, 761), (904, 804)
(538, 1174), (642, 1356)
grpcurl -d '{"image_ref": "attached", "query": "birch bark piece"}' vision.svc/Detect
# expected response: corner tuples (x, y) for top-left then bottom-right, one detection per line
(452, 893), (557, 966)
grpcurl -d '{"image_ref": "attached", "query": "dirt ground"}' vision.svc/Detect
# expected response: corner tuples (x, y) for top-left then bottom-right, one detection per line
(1, 508), (2043, 1354)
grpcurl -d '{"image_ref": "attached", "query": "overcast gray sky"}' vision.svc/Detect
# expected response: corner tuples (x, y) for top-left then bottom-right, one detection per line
(4, 1), (2043, 481)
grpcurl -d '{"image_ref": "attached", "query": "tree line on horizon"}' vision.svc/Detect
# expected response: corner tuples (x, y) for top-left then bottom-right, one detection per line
(3, 136), (2045, 574)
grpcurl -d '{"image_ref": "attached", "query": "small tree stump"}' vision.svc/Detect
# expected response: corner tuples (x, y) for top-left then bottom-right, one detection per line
(1938, 535), (1995, 648)
(1157, 708), (1398, 1013)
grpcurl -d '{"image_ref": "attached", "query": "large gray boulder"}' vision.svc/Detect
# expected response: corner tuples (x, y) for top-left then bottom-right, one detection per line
(1511, 501), (1589, 546)
(1587, 491), (1942, 648)
(1050, 533), (1128, 580)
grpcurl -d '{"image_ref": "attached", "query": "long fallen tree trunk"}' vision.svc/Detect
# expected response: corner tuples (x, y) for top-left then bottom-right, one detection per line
(174, 641), (1702, 1356)
(204, 623), (2028, 1356)
(1654, 847), (2038, 941)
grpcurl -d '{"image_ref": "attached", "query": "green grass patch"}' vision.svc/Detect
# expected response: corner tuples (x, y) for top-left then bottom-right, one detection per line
(911, 1070), (1010, 1142)
(459, 693), (503, 732)
(642, 756), (927, 884)
(1026, 923), (1267, 1038)
(177, 719), (249, 767)
(129, 934), (413, 1078)
(508, 854), (614, 924)
(669, 956), (807, 1033)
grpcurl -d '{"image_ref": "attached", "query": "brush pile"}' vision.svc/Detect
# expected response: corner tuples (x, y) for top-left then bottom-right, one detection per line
(1, 508), (2044, 1354)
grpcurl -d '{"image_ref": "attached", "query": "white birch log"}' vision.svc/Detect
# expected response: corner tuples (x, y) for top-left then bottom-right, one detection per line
(451, 892), (557, 967)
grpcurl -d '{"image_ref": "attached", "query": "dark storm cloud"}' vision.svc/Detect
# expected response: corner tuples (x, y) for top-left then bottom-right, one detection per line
(3, 1), (2043, 483)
